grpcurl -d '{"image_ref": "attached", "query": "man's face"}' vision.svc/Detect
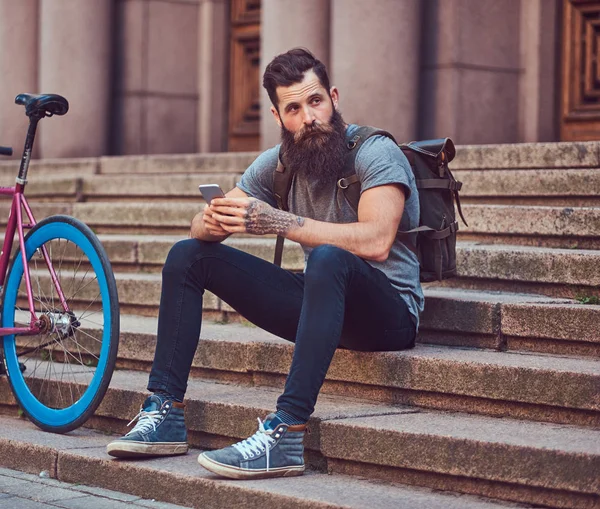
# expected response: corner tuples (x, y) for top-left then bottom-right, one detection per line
(272, 70), (339, 136)
(273, 70), (347, 184)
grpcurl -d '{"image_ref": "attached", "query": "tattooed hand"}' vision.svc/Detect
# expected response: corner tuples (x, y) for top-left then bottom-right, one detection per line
(209, 197), (305, 236)
(243, 200), (305, 235)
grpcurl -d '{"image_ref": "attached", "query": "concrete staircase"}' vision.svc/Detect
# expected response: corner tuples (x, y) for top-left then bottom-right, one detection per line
(0, 142), (598, 509)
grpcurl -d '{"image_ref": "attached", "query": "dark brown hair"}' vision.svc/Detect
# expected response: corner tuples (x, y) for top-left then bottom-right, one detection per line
(262, 48), (331, 110)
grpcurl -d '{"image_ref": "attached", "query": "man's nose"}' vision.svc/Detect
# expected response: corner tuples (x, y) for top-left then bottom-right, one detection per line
(301, 106), (316, 126)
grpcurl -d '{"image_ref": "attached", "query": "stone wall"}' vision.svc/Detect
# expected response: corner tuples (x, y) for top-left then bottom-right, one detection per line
(0, 0), (562, 158)
(113, 0), (200, 156)
(260, 0), (562, 148)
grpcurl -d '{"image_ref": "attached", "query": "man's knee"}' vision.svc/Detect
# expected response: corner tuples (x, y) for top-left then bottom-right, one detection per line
(162, 239), (218, 277)
(305, 244), (355, 277)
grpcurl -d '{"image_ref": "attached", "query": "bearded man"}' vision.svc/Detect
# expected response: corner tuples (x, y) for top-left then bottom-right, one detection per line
(106, 48), (423, 479)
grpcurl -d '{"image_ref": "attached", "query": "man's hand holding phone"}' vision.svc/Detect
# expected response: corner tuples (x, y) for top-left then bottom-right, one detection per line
(199, 184), (293, 237)
(202, 204), (229, 237)
(199, 184), (229, 237)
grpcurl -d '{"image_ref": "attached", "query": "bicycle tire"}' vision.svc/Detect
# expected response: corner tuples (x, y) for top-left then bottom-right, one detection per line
(1, 215), (119, 433)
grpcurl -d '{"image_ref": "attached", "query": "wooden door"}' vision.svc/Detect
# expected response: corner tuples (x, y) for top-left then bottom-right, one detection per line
(561, 0), (600, 141)
(228, 0), (261, 152)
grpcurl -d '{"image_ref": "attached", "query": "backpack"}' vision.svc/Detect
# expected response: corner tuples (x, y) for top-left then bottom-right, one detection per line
(272, 126), (468, 282)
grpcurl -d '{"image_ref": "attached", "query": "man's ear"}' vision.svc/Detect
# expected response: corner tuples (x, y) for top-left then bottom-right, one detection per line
(330, 86), (339, 110)
(270, 106), (282, 128)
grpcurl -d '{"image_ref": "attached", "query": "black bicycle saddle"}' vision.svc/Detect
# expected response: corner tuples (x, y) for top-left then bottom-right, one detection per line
(15, 93), (69, 118)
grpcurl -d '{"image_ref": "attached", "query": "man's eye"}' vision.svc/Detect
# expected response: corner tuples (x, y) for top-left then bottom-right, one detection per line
(312, 98), (321, 105)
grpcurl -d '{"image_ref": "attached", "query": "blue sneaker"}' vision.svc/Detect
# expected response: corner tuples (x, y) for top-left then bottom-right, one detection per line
(106, 394), (188, 458)
(197, 413), (306, 479)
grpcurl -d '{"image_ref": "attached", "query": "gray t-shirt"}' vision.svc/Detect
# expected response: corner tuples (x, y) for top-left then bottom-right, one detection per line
(237, 124), (424, 328)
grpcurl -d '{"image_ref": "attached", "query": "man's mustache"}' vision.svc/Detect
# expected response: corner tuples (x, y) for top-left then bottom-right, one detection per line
(293, 120), (334, 143)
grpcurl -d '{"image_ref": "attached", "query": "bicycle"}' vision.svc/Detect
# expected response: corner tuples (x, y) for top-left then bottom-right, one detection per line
(0, 93), (119, 433)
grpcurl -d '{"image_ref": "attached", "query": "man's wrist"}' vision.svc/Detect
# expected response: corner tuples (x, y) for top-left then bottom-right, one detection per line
(244, 201), (305, 236)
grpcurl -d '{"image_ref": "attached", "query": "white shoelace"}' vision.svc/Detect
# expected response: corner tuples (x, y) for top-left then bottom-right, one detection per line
(232, 418), (277, 471)
(125, 409), (163, 436)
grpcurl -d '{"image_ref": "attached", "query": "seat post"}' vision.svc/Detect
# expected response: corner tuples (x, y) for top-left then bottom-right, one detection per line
(17, 116), (41, 185)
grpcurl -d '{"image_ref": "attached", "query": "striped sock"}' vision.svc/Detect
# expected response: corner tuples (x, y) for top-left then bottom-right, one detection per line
(275, 409), (305, 426)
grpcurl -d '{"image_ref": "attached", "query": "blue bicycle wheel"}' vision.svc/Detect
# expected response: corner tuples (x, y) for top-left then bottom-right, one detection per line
(1, 215), (119, 433)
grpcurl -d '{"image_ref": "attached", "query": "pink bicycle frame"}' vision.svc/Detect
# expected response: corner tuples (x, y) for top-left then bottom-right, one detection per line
(0, 182), (70, 337)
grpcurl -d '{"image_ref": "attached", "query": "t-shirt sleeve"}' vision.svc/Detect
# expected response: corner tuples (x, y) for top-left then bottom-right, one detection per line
(236, 146), (279, 208)
(354, 135), (414, 200)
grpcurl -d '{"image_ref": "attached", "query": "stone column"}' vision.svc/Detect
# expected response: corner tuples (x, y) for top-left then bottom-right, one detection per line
(420, 0), (521, 144)
(331, 0), (420, 141)
(198, 0), (229, 153)
(0, 0), (39, 160)
(260, 0), (330, 149)
(518, 0), (560, 142)
(38, 0), (112, 158)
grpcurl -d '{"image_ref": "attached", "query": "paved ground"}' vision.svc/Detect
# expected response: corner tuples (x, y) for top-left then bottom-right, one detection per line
(0, 466), (190, 509)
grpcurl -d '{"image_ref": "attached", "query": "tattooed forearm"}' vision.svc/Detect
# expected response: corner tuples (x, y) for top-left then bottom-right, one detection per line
(245, 200), (305, 235)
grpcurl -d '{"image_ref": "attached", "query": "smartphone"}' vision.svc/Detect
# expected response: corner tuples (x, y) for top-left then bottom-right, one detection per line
(199, 184), (225, 204)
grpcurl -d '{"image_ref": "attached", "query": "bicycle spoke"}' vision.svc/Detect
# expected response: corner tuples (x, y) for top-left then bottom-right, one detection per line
(77, 317), (104, 328)
(69, 246), (85, 299)
(68, 274), (98, 302)
(56, 336), (80, 406)
(73, 326), (104, 346)
(77, 293), (103, 322)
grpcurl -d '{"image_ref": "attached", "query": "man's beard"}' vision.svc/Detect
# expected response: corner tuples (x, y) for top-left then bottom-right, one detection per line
(280, 108), (348, 186)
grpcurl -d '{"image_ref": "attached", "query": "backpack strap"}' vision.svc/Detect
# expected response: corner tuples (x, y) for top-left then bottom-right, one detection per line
(340, 127), (422, 255)
(273, 151), (292, 212)
(337, 126), (397, 211)
(273, 151), (293, 266)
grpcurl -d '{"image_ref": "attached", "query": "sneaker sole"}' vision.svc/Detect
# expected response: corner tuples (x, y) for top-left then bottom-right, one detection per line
(197, 453), (305, 479)
(107, 441), (188, 458)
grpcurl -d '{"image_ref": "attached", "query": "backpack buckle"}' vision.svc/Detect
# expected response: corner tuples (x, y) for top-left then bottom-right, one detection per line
(347, 135), (361, 150)
(337, 178), (349, 189)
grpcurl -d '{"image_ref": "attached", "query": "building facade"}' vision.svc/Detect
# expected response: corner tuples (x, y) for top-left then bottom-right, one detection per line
(0, 0), (598, 160)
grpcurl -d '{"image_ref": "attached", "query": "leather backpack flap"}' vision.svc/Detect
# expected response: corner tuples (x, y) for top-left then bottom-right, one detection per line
(407, 138), (456, 163)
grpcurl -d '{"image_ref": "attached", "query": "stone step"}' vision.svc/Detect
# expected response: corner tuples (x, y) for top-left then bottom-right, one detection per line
(6, 168), (600, 207)
(43, 256), (599, 357)
(14, 252), (599, 357)
(1, 199), (596, 244)
(447, 242), (600, 300)
(0, 168), (600, 207)
(0, 372), (598, 508)
(98, 152), (258, 175)
(1, 141), (597, 179)
(455, 168), (600, 207)
(102, 235), (600, 302)
(0, 465), (191, 508)
(5, 230), (600, 301)
(3, 173), (243, 202)
(30, 313), (598, 427)
(88, 234), (600, 303)
(0, 416), (534, 509)
(0, 151), (258, 178)
(459, 204), (600, 249)
(3, 228), (597, 355)
(420, 288), (600, 357)
(0, 201), (199, 234)
(450, 140), (600, 170)
(0, 157), (98, 179)
(81, 174), (241, 202)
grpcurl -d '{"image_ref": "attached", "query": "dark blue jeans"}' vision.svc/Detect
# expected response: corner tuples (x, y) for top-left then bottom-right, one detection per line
(147, 239), (416, 423)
